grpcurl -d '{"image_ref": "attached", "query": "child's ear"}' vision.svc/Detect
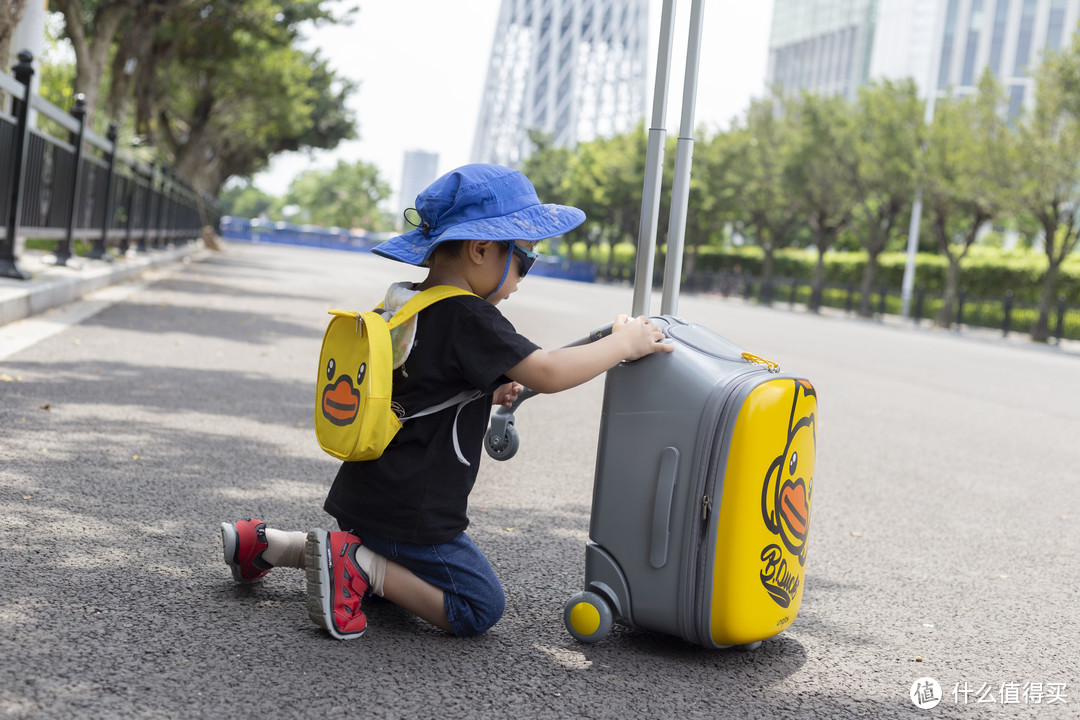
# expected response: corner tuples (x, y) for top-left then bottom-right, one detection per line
(467, 240), (500, 266)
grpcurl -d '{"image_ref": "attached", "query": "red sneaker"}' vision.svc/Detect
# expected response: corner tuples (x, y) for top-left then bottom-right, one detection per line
(221, 519), (273, 583)
(305, 529), (369, 639)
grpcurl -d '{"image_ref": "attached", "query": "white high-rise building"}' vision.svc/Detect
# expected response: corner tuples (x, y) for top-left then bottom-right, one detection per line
(472, 0), (649, 167)
(767, 0), (1080, 116)
(766, 0), (878, 102)
(399, 150), (439, 214)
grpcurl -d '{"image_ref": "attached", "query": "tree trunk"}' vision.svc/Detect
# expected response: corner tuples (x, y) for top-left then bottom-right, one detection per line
(858, 212), (893, 317)
(0, 0), (29, 71)
(106, 5), (159, 126)
(858, 248), (881, 317)
(1032, 261), (1061, 343)
(809, 234), (828, 313)
(56, 0), (135, 124)
(761, 239), (776, 283)
(935, 254), (963, 328)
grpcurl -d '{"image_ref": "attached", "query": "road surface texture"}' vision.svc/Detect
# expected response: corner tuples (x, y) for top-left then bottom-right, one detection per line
(1, 242), (1077, 719)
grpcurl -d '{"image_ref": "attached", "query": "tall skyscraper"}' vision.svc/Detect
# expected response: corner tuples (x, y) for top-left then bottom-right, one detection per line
(767, 0), (1080, 117)
(472, 0), (650, 167)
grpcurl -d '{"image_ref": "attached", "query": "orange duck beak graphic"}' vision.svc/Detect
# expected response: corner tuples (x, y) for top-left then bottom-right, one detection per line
(321, 359), (363, 426)
(779, 471), (809, 541)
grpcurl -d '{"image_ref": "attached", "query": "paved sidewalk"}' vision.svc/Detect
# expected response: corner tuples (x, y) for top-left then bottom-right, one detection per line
(0, 243), (206, 328)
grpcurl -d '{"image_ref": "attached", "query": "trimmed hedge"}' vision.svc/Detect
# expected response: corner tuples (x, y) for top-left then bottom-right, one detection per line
(567, 241), (1080, 304)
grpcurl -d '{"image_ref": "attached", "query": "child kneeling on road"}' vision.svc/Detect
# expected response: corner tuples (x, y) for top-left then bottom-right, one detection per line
(220, 163), (672, 639)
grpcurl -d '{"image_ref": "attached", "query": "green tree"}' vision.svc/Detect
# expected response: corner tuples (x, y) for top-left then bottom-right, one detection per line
(520, 130), (575, 255)
(682, 127), (738, 276)
(922, 71), (1015, 328)
(784, 92), (859, 311)
(145, 2), (355, 195)
(851, 79), (922, 316)
(1015, 40), (1080, 342)
(730, 95), (801, 288)
(218, 181), (279, 220)
(562, 127), (651, 265)
(49, 0), (357, 195)
(283, 160), (391, 231)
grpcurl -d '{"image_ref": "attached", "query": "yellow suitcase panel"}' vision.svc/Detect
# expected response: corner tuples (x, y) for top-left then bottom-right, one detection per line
(709, 378), (817, 646)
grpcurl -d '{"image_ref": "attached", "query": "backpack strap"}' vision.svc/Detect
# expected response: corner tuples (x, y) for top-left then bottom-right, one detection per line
(383, 285), (476, 330)
(402, 389), (484, 466)
(383, 285), (481, 466)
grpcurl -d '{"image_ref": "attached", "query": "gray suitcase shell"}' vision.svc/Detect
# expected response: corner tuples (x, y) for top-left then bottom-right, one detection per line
(560, 315), (817, 648)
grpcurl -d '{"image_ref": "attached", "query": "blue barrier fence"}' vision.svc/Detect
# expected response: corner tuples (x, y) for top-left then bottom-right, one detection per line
(220, 216), (597, 283)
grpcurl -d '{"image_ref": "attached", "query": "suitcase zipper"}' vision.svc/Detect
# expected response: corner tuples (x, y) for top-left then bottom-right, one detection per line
(683, 366), (776, 646)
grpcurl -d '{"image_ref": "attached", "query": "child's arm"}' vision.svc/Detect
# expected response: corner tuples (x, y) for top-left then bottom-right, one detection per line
(506, 315), (673, 394)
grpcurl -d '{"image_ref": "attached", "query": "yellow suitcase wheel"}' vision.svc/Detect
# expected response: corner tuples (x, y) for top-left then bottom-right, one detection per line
(563, 591), (613, 644)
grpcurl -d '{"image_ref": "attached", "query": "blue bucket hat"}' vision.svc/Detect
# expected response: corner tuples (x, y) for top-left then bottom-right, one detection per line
(372, 164), (585, 267)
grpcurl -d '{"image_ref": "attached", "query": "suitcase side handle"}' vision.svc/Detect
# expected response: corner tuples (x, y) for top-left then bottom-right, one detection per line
(650, 447), (681, 569)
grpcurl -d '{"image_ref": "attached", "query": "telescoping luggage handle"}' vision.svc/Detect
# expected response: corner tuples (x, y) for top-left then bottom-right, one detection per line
(633, 0), (706, 319)
(485, 0), (709, 461)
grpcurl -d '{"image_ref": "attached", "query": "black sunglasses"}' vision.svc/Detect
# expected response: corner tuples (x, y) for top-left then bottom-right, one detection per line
(508, 243), (538, 278)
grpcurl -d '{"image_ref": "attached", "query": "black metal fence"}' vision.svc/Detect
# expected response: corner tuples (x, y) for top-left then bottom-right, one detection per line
(1, 51), (206, 280)
(594, 264), (1080, 343)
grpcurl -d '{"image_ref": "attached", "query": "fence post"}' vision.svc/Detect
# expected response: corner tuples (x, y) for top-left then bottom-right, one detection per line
(914, 287), (925, 326)
(844, 284), (854, 314)
(88, 122), (119, 261)
(1, 51), (34, 280)
(139, 161), (155, 252)
(55, 94), (87, 266)
(121, 159), (137, 254)
(878, 286), (887, 318)
(167, 168), (179, 246)
(956, 286), (967, 328)
(1002, 291), (1013, 337)
(1055, 294), (1066, 343)
(789, 279), (798, 308)
(153, 166), (167, 249)
(56, 95), (88, 264)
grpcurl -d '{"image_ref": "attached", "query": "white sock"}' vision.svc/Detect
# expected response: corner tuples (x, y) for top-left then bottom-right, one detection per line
(354, 545), (387, 597)
(263, 529), (306, 568)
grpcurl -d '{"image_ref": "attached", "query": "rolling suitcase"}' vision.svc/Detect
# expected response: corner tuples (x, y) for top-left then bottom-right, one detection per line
(485, 0), (816, 648)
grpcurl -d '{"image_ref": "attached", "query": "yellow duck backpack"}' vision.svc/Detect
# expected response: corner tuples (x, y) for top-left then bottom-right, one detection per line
(315, 285), (478, 462)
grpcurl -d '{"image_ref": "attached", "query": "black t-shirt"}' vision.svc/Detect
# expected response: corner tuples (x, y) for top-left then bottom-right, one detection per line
(323, 293), (540, 544)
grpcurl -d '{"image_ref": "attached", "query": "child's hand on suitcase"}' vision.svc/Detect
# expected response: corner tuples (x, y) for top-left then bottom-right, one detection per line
(494, 381), (525, 408)
(612, 315), (674, 361)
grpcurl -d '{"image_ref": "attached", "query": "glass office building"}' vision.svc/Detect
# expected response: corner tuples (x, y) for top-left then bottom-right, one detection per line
(768, 0), (1080, 116)
(472, 0), (649, 167)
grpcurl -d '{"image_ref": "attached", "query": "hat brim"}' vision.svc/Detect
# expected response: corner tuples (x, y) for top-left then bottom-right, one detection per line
(372, 203), (585, 267)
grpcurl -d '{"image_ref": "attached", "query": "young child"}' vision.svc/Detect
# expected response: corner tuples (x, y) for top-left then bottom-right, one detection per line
(221, 163), (672, 639)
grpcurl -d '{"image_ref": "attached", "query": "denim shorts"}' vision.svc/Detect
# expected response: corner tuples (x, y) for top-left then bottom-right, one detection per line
(340, 524), (505, 636)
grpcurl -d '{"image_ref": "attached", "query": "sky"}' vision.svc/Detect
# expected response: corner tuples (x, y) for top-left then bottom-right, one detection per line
(254, 0), (774, 209)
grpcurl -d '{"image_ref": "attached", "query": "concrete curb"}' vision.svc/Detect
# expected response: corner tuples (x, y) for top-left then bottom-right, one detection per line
(0, 242), (206, 328)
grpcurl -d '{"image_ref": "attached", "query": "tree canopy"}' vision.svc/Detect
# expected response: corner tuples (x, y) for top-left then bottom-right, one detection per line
(45, 0), (357, 196)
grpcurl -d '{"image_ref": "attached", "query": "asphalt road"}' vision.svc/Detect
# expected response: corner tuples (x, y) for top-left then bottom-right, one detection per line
(1, 241), (1077, 719)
